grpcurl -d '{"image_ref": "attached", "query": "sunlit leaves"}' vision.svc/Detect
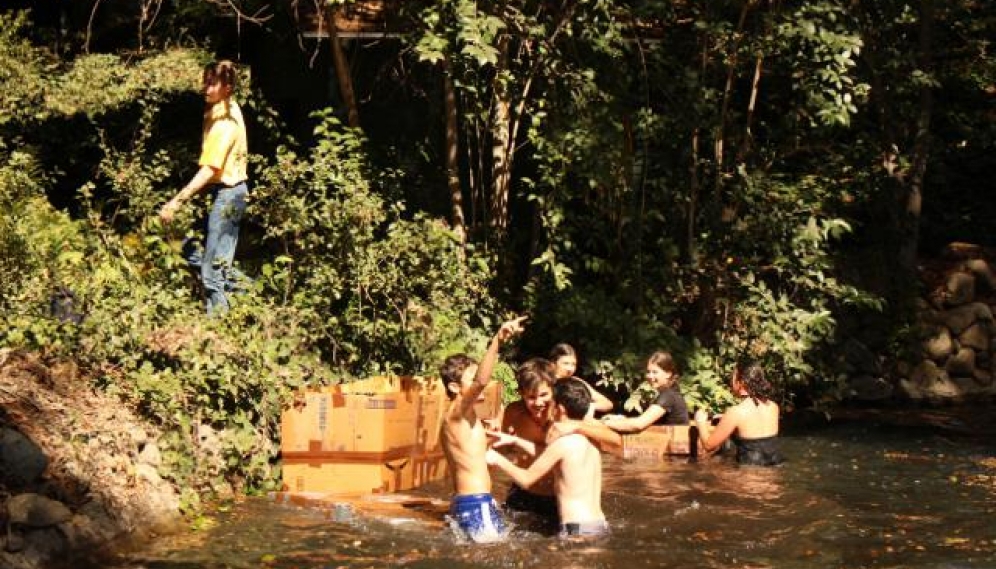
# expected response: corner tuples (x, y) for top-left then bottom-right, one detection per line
(46, 49), (206, 117)
(776, 2), (868, 127)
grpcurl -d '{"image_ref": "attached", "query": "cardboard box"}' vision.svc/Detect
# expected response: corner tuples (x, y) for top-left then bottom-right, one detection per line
(280, 376), (505, 494)
(622, 424), (700, 460)
(282, 451), (419, 495)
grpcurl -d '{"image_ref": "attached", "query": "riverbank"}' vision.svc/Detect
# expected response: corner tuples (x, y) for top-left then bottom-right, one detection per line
(0, 349), (182, 569)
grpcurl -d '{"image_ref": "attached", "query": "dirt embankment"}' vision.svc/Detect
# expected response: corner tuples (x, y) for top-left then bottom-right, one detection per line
(0, 349), (182, 569)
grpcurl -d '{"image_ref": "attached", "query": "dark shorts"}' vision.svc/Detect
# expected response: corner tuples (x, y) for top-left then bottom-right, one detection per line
(505, 484), (559, 520)
(448, 493), (508, 543)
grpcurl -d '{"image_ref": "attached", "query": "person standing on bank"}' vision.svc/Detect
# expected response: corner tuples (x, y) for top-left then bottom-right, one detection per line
(159, 60), (249, 314)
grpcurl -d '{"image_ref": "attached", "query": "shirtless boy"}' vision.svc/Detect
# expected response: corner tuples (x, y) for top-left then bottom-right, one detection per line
(496, 359), (620, 526)
(487, 378), (610, 537)
(439, 316), (526, 543)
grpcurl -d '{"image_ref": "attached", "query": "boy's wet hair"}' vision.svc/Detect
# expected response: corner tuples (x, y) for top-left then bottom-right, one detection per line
(553, 378), (591, 420)
(203, 60), (238, 89)
(440, 354), (476, 399)
(515, 357), (555, 394)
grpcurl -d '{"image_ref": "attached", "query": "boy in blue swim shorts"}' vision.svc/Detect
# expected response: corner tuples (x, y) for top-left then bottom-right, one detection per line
(440, 316), (527, 543)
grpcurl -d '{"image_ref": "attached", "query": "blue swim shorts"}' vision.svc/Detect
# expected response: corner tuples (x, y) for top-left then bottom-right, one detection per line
(448, 493), (508, 543)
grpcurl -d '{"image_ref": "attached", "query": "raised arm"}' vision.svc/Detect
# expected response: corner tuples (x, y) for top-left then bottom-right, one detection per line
(458, 316), (527, 416)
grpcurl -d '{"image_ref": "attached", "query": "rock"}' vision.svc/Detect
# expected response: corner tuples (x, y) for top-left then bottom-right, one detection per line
(945, 348), (976, 376)
(950, 376), (987, 396)
(900, 360), (965, 400)
(197, 424), (221, 456)
(963, 258), (996, 291)
(6, 494), (72, 528)
(0, 429), (48, 489)
(940, 302), (993, 335)
(922, 327), (954, 361)
(134, 463), (161, 485)
(842, 339), (879, 375)
(59, 513), (109, 550)
(898, 378), (921, 399)
(21, 526), (68, 563)
(847, 375), (894, 401)
(958, 322), (991, 351)
(136, 443), (161, 467)
(3, 532), (25, 553)
(128, 428), (148, 447)
(975, 368), (994, 385)
(944, 271), (976, 306)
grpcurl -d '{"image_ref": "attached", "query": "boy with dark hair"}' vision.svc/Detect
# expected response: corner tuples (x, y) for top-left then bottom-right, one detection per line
(495, 359), (620, 528)
(439, 316), (526, 543)
(487, 378), (609, 537)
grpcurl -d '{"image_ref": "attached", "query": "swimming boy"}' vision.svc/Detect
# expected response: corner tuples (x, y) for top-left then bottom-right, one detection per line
(487, 379), (609, 538)
(439, 315), (527, 543)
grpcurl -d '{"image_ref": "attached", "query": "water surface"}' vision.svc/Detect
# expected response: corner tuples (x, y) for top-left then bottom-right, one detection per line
(103, 420), (996, 568)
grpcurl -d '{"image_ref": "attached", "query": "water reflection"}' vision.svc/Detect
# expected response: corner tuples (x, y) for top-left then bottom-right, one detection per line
(100, 422), (996, 568)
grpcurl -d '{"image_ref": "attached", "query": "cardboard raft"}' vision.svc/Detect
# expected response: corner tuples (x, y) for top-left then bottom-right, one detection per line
(621, 424), (703, 460)
(280, 376), (502, 496)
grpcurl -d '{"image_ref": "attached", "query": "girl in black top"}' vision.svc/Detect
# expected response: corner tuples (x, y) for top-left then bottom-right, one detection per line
(602, 351), (690, 432)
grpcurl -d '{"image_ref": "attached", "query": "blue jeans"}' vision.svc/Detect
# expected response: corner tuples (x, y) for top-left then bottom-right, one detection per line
(183, 182), (248, 314)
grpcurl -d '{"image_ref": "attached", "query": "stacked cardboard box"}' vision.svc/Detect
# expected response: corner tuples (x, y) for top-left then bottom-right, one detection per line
(281, 377), (502, 495)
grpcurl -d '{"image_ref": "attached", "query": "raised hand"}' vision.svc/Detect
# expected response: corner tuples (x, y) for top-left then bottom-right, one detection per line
(496, 315), (528, 342)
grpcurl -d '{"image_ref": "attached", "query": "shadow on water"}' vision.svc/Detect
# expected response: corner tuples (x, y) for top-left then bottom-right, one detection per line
(99, 420), (996, 569)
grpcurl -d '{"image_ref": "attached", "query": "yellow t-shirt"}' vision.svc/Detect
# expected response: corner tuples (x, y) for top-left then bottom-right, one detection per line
(199, 99), (248, 187)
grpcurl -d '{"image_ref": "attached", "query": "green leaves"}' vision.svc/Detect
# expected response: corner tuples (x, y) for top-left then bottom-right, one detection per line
(413, 0), (505, 66)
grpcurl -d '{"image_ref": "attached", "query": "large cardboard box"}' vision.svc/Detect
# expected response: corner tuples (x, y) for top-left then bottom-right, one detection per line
(282, 451), (419, 495)
(280, 376), (504, 494)
(622, 424), (700, 460)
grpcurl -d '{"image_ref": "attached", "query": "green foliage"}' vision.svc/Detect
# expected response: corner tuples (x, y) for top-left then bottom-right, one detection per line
(0, 11), (50, 128)
(0, 25), (500, 503)
(251, 111), (497, 377)
(775, 2), (869, 127)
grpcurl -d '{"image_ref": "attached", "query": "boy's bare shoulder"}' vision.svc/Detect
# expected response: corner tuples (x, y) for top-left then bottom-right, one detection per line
(551, 431), (589, 450)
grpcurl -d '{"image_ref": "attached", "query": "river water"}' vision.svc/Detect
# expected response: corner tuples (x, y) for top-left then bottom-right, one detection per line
(101, 419), (995, 568)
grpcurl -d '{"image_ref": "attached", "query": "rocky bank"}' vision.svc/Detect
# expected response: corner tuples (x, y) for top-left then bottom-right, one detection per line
(0, 349), (182, 569)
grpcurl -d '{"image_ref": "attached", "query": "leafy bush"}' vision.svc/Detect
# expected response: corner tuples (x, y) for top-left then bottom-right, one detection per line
(251, 112), (497, 378)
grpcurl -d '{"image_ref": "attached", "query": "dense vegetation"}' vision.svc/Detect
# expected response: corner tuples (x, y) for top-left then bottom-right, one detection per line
(1, 1), (994, 497)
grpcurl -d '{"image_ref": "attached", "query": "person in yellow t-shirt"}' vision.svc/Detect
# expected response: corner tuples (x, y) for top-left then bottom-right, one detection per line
(159, 60), (249, 314)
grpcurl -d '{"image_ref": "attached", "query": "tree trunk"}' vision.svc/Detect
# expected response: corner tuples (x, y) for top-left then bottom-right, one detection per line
(489, 39), (512, 237)
(898, 0), (934, 275)
(443, 67), (466, 244)
(328, 7), (361, 129)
